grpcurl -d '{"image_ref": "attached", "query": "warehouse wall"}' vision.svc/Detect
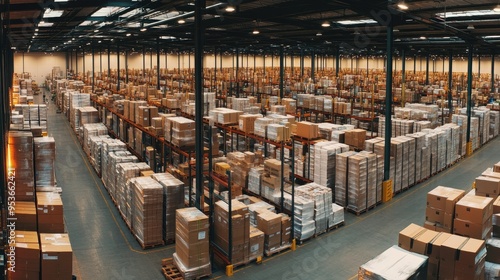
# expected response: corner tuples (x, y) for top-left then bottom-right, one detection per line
(13, 52), (66, 85)
(15, 52), (500, 86)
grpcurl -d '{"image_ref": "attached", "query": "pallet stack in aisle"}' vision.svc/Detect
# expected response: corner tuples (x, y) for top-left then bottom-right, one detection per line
(115, 162), (151, 227)
(313, 141), (349, 193)
(100, 138), (127, 190)
(424, 186), (465, 233)
(7, 231), (40, 280)
(131, 176), (164, 248)
(34, 137), (56, 188)
(489, 110), (500, 139)
(36, 192), (65, 233)
(82, 123), (108, 157)
(296, 183), (332, 234)
(454, 192), (493, 240)
(69, 92), (91, 134)
(173, 208), (211, 279)
(88, 135), (112, 175)
(106, 151), (138, 200)
(76, 106), (99, 140)
(8, 131), (35, 201)
(151, 173), (185, 242)
(12, 104), (48, 131)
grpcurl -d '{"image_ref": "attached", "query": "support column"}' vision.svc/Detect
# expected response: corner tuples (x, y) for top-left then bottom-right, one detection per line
(492, 54), (496, 93)
(236, 48), (239, 97)
(100, 48), (102, 74)
(311, 50), (315, 82)
(448, 52), (453, 113)
(413, 54), (416, 74)
(75, 49), (79, 77)
(279, 45), (284, 100)
(383, 24), (394, 191)
(466, 46), (473, 156)
(401, 49), (406, 107)
(194, 0), (206, 210)
(425, 53), (430, 84)
(117, 44), (120, 91)
(157, 39), (161, 90)
(300, 49), (304, 78)
(143, 46), (146, 80)
(125, 50), (129, 83)
(92, 45), (95, 91)
(82, 49), (85, 78)
(107, 47), (111, 79)
(336, 48), (340, 77)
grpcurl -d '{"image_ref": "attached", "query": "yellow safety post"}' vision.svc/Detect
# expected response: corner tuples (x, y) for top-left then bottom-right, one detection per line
(226, 264), (234, 277)
(382, 179), (393, 203)
(466, 141), (473, 157)
(291, 239), (297, 251)
(256, 256), (263, 264)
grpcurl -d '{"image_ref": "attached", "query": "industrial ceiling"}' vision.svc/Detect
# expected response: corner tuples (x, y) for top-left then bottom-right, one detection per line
(2, 0), (500, 55)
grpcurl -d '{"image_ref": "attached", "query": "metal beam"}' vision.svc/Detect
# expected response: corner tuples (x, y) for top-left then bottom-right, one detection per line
(448, 52), (453, 113)
(157, 39), (161, 90)
(384, 24), (393, 182)
(311, 50), (315, 82)
(194, 0), (206, 211)
(492, 54), (496, 93)
(280, 45), (284, 100)
(466, 46), (473, 144)
(336, 48), (340, 77)
(92, 45), (95, 91)
(117, 44), (120, 91)
(425, 53), (429, 84)
(402, 49), (406, 107)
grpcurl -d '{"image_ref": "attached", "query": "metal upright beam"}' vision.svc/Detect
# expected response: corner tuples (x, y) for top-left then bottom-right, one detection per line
(100, 48), (102, 74)
(236, 48), (239, 97)
(75, 49), (79, 76)
(82, 49), (86, 77)
(157, 39), (161, 90)
(478, 55), (481, 76)
(279, 45), (284, 100)
(311, 50), (315, 82)
(413, 54), (416, 74)
(336, 48), (340, 77)
(300, 49), (304, 78)
(194, 0), (206, 210)
(466, 46), (473, 145)
(92, 45), (95, 91)
(448, 52), (453, 113)
(384, 24), (394, 182)
(425, 53), (430, 84)
(125, 50), (129, 83)
(492, 54), (496, 93)
(117, 44), (120, 91)
(291, 53), (294, 75)
(401, 49), (406, 107)
(107, 47), (111, 79)
(143, 46), (146, 79)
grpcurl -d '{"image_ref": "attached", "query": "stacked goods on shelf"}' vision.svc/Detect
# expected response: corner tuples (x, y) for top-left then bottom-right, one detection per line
(151, 173), (185, 242)
(69, 92), (91, 134)
(173, 208), (211, 279)
(256, 211), (283, 254)
(248, 167), (264, 195)
(313, 141), (349, 192)
(296, 183), (332, 233)
(358, 246), (428, 280)
(335, 151), (357, 207)
(249, 226), (265, 261)
(88, 135), (112, 175)
(329, 203), (345, 227)
(82, 123), (108, 157)
(214, 200), (250, 264)
(34, 137), (56, 188)
(261, 159), (290, 202)
(282, 98), (296, 114)
(115, 162), (151, 226)
(254, 117), (274, 138)
(8, 131), (35, 201)
(12, 104), (48, 130)
(209, 108), (244, 125)
(266, 123), (290, 141)
(238, 114), (263, 134)
(344, 129), (366, 149)
(7, 230), (40, 280)
(36, 192), (64, 233)
(76, 107), (99, 139)
(100, 139), (128, 190)
(131, 176), (164, 247)
(40, 233), (73, 280)
(425, 186), (465, 233)
(454, 193), (493, 240)
(106, 151), (137, 199)
(454, 112), (480, 151)
(227, 152), (258, 197)
(295, 121), (319, 139)
(15, 202), (37, 231)
(164, 117), (195, 147)
(124, 100), (147, 122)
(490, 110), (500, 139)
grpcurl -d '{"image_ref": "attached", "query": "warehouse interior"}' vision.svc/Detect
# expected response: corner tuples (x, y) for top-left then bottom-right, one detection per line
(2, 0), (500, 279)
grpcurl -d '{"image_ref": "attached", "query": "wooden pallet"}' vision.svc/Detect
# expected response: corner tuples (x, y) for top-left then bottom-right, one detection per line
(136, 236), (164, 250)
(265, 243), (291, 257)
(328, 221), (345, 232)
(161, 258), (183, 280)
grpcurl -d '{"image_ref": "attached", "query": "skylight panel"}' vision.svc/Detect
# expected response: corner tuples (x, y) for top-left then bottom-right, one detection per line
(436, 10), (500, 18)
(91, 7), (125, 17)
(337, 19), (377, 25)
(43, 9), (64, 18)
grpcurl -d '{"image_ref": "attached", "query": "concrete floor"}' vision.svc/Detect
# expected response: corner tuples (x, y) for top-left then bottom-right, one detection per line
(44, 94), (500, 280)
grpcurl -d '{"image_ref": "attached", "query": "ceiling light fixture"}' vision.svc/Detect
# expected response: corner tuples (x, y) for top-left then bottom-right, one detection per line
(94, 29), (99, 33)
(178, 19), (185, 24)
(494, 4), (500, 12)
(321, 22), (330, 27)
(126, 33), (132, 36)
(252, 30), (259, 34)
(467, 24), (475, 30)
(397, 1), (409, 10)
(420, 36), (427, 40)
(225, 6), (235, 12)
(316, 32), (323, 36)
(140, 28), (147, 32)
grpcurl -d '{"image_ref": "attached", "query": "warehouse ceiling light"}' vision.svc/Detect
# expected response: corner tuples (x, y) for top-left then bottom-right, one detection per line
(140, 28), (147, 32)
(337, 19), (377, 25)
(178, 19), (186, 24)
(225, 6), (235, 12)
(43, 9), (64, 18)
(397, 1), (409, 10)
(321, 21), (330, 27)
(126, 33), (132, 36)
(252, 30), (260, 34)
(316, 32), (322, 36)
(38, 21), (53, 27)
(495, 4), (500, 12)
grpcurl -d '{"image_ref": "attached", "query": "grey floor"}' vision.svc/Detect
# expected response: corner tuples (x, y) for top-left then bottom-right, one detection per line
(44, 94), (500, 280)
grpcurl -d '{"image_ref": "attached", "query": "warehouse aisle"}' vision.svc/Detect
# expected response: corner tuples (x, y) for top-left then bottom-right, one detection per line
(219, 136), (500, 280)
(45, 96), (174, 280)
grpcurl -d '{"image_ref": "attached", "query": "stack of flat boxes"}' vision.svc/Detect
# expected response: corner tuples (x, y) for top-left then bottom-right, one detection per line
(296, 183), (332, 234)
(256, 211), (282, 254)
(8, 231), (40, 280)
(34, 137), (56, 188)
(151, 173), (185, 242)
(313, 142), (349, 193)
(88, 135), (111, 176)
(82, 123), (107, 157)
(454, 193), (493, 240)
(334, 151), (357, 207)
(227, 152), (257, 197)
(238, 114), (263, 134)
(248, 167), (264, 195)
(425, 132), (438, 175)
(425, 186), (465, 233)
(107, 151), (137, 199)
(261, 159), (289, 202)
(295, 121), (319, 139)
(165, 117), (195, 147)
(248, 226), (265, 261)
(131, 177), (163, 247)
(214, 200), (250, 264)
(40, 233), (73, 280)
(37, 192), (64, 233)
(8, 131), (35, 201)
(254, 117), (274, 138)
(174, 208), (210, 279)
(76, 106), (99, 137)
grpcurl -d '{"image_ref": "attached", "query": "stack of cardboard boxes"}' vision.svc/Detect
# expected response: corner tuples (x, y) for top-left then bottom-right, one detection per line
(425, 186), (465, 233)
(40, 233), (73, 280)
(295, 121), (319, 139)
(454, 194), (493, 240)
(238, 114), (263, 134)
(214, 200), (250, 264)
(174, 208), (211, 279)
(261, 159), (290, 202)
(486, 195), (500, 278)
(34, 137), (56, 188)
(256, 211), (282, 254)
(226, 151), (258, 196)
(36, 192), (64, 233)
(16, 202), (38, 231)
(165, 117), (196, 147)
(8, 231), (40, 280)
(345, 129), (366, 150)
(8, 131), (35, 201)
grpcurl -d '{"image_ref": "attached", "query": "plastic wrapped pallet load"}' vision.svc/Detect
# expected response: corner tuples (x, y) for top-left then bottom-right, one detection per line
(82, 123), (108, 156)
(131, 176), (164, 248)
(335, 151), (357, 207)
(313, 141), (349, 191)
(291, 196), (315, 241)
(248, 167), (264, 195)
(151, 172), (185, 242)
(358, 246), (428, 280)
(33, 137), (56, 188)
(329, 203), (344, 228)
(296, 183), (332, 234)
(8, 131), (35, 201)
(174, 207), (211, 279)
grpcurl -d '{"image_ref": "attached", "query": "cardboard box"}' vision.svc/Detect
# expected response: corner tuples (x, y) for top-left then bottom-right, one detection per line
(256, 211), (281, 235)
(295, 121), (319, 139)
(475, 176), (500, 198)
(40, 233), (73, 280)
(494, 162), (500, 173)
(427, 186), (465, 213)
(454, 217), (492, 239)
(439, 234), (468, 280)
(175, 208), (209, 269)
(15, 201), (37, 231)
(486, 238), (500, 263)
(455, 195), (494, 223)
(280, 214), (291, 245)
(248, 226), (264, 261)
(413, 229), (440, 255)
(455, 238), (487, 280)
(345, 129), (366, 149)
(214, 162), (230, 177)
(494, 196), (500, 214)
(426, 207), (445, 224)
(398, 223), (426, 251)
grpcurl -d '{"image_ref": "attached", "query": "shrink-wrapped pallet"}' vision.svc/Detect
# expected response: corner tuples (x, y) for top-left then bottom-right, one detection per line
(296, 183), (332, 234)
(313, 141), (349, 192)
(347, 154), (367, 213)
(34, 137), (56, 188)
(7, 131), (35, 201)
(335, 151), (357, 207)
(248, 167), (264, 195)
(82, 123), (108, 157)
